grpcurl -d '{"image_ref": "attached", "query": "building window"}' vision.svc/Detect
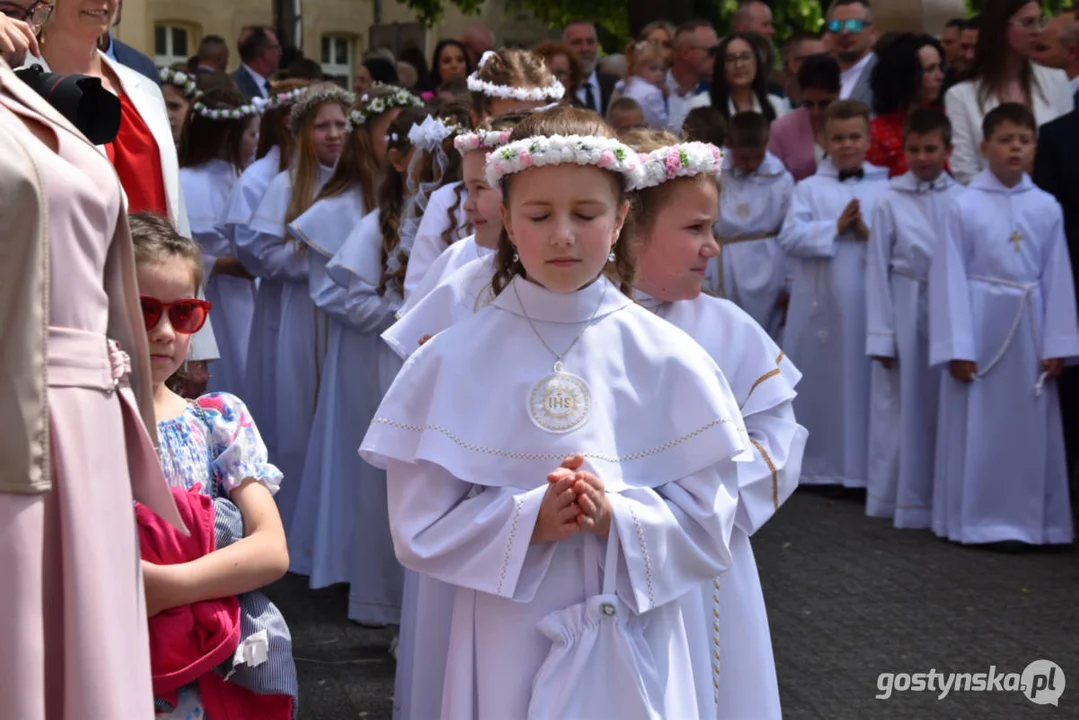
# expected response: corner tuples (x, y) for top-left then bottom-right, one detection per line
(155, 23), (192, 68)
(321, 35), (353, 89)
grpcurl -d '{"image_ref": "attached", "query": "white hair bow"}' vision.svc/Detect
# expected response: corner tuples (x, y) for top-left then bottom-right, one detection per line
(407, 116), (456, 151)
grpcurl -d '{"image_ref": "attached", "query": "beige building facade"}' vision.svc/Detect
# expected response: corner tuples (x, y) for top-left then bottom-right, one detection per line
(115, 0), (966, 88)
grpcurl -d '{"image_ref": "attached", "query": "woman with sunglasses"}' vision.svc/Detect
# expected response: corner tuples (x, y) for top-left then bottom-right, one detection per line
(130, 211), (294, 719)
(944, 0), (1073, 184)
(0, 52), (182, 717)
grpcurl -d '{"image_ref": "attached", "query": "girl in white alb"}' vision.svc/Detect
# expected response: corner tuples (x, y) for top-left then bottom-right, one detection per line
(243, 87), (353, 529)
(623, 129), (806, 719)
(361, 106), (749, 718)
(284, 86), (425, 590)
(178, 87), (261, 396)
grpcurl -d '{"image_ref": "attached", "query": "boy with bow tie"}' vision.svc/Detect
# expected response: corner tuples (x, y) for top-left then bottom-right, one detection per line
(929, 103), (1079, 546)
(865, 108), (963, 528)
(778, 99), (889, 489)
(711, 111), (795, 340)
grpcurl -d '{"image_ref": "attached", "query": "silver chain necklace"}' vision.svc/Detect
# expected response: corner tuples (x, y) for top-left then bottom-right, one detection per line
(513, 279), (608, 434)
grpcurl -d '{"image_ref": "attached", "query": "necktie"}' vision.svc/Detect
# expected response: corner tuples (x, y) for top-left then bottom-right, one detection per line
(838, 168), (865, 182)
(1073, 86), (1078, 110)
(584, 81), (597, 112)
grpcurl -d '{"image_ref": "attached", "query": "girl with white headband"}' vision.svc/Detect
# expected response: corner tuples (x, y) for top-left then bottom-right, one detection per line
(321, 105), (435, 627)
(622, 128), (807, 719)
(220, 78), (311, 460)
(283, 85), (423, 595)
(178, 87), (261, 398)
(360, 105), (748, 718)
(243, 85), (354, 531)
(402, 48), (565, 302)
(389, 110), (530, 720)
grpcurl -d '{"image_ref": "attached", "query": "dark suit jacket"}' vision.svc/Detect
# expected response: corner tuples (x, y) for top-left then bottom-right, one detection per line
(577, 71), (617, 116)
(1034, 110), (1079, 303)
(111, 37), (159, 85)
(231, 67), (265, 100)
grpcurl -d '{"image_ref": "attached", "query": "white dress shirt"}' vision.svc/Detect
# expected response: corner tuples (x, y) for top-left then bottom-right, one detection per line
(575, 70), (602, 113)
(840, 52), (873, 99)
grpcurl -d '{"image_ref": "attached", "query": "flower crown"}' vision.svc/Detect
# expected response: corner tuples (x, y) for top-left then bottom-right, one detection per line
(345, 85), (425, 132)
(485, 134), (643, 188)
(630, 142), (724, 191)
(159, 67), (199, 100)
(466, 50), (565, 102)
(289, 86), (356, 134)
(191, 99), (260, 121)
(252, 87), (306, 113)
(407, 115), (465, 152)
(454, 129), (513, 153)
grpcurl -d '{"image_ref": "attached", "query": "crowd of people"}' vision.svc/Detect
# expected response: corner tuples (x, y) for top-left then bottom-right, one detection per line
(1, 0), (1077, 718)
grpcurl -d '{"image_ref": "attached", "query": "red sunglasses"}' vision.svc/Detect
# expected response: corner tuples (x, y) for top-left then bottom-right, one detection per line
(140, 296), (212, 334)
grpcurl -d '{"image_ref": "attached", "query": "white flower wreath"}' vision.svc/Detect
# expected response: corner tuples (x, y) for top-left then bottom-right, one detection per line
(629, 142), (725, 191)
(252, 87), (306, 113)
(289, 86), (356, 134)
(484, 134), (643, 188)
(191, 99), (260, 122)
(466, 50), (565, 102)
(345, 85), (425, 133)
(159, 67), (199, 100)
(453, 128), (513, 153)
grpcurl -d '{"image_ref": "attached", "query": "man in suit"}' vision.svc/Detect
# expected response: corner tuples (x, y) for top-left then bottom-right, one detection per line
(1034, 108), (1079, 489)
(562, 20), (616, 116)
(1031, 18), (1079, 109)
(97, 0), (158, 84)
(232, 26), (282, 100)
(825, 0), (876, 108)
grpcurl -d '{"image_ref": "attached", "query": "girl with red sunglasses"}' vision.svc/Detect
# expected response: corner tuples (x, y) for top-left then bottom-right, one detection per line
(129, 212), (297, 718)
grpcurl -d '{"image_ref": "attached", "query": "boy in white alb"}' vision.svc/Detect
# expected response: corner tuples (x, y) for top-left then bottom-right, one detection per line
(779, 99), (890, 488)
(865, 109), (963, 528)
(713, 111), (795, 340)
(930, 103), (1079, 545)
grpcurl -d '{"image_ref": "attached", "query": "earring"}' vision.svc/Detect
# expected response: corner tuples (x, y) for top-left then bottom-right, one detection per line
(607, 249), (616, 263)
(512, 250), (520, 263)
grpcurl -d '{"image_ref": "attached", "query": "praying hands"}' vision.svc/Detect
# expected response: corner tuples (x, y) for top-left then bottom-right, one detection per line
(530, 453), (612, 544)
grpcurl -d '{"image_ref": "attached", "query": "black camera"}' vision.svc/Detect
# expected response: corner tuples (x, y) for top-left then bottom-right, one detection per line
(14, 65), (121, 145)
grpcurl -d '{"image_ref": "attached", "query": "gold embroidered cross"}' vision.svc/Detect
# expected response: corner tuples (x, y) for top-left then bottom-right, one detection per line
(1010, 230), (1022, 252)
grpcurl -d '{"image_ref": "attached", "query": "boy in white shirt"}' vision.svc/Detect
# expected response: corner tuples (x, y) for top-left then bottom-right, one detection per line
(930, 102), (1079, 545)
(866, 108), (963, 528)
(713, 111), (795, 339)
(779, 99), (889, 489)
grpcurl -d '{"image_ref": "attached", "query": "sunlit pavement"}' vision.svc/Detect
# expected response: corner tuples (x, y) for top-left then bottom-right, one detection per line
(267, 488), (1078, 719)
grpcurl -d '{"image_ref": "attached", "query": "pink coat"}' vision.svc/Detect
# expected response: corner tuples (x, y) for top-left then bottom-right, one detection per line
(768, 106), (818, 182)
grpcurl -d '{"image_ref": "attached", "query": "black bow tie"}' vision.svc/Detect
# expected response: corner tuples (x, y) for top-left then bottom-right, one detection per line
(838, 168), (865, 182)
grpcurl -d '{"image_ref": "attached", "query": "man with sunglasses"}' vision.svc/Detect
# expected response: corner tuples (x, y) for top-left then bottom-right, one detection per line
(825, 0), (877, 107)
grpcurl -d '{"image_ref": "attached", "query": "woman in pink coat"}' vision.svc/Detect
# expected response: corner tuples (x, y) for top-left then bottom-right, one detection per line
(0, 51), (180, 719)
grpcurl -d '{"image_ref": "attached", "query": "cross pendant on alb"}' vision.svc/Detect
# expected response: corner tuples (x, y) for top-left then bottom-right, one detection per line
(1009, 231), (1022, 252)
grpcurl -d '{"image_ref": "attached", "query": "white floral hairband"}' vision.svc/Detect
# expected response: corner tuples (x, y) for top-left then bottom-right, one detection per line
(630, 142), (725, 191)
(485, 134), (643, 188)
(192, 100), (260, 121)
(159, 67), (200, 100)
(454, 129), (513, 153)
(252, 87), (306, 113)
(466, 50), (565, 101)
(345, 85), (425, 133)
(407, 115), (465, 152)
(289, 86), (357, 134)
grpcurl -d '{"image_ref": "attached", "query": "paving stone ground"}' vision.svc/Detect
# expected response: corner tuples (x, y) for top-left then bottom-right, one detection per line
(266, 488), (1078, 719)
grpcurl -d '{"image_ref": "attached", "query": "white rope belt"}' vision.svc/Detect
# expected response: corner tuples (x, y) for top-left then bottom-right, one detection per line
(967, 274), (1047, 394)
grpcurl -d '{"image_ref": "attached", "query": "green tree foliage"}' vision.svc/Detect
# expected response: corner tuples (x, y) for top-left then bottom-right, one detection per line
(398, 0), (824, 45)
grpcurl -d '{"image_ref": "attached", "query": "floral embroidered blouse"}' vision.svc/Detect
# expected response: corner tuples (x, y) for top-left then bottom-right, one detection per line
(157, 393), (282, 497)
(153, 393), (281, 719)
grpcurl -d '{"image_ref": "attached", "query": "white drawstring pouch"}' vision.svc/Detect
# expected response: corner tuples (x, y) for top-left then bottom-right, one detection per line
(527, 522), (665, 720)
